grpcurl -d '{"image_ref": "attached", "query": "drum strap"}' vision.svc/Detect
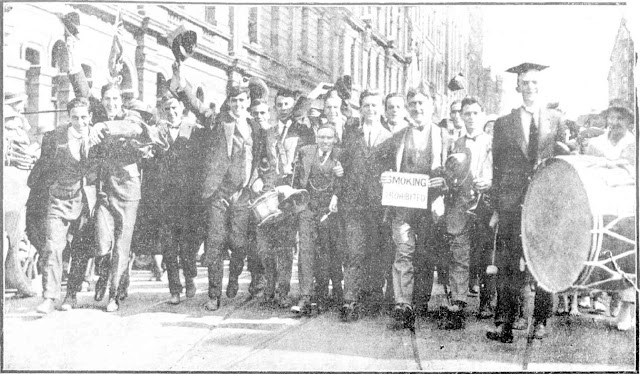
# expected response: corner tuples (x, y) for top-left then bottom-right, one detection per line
(605, 251), (640, 293)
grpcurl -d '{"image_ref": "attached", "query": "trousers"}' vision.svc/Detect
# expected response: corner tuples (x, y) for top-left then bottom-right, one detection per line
(41, 191), (92, 300)
(391, 207), (435, 307)
(297, 208), (343, 298)
(257, 215), (296, 299)
(203, 190), (252, 298)
(95, 196), (140, 299)
(494, 211), (553, 325)
(343, 206), (390, 303)
(162, 200), (204, 295)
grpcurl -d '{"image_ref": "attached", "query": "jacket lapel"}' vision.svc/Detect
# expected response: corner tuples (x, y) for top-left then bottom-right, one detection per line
(395, 128), (408, 172)
(511, 109), (528, 159)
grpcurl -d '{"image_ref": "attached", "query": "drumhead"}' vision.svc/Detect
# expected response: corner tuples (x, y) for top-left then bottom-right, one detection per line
(522, 157), (594, 293)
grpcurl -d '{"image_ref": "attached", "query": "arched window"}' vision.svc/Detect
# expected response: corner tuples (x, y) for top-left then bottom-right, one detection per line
(51, 40), (68, 72)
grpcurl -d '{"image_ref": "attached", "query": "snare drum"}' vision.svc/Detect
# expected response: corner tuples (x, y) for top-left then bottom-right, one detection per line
(250, 190), (283, 227)
(522, 155), (636, 293)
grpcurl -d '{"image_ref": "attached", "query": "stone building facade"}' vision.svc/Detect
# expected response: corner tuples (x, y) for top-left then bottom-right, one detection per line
(3, 4), (496, 128)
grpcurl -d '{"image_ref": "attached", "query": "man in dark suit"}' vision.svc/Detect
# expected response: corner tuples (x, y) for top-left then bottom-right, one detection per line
(171, 63), (263, 311)
(487, 62), (566, 343)
(153, 97), (206, 305)
(339, 90), (393, 321)
(292, 125), (344, 314)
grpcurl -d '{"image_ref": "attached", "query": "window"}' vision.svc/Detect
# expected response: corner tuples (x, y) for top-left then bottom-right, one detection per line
(301, 8), (309, 56)
(25, 47), (40, 66)
(271, 7), (279, 52)
(205, 6), (216, 26)
(248, 7), (258, 44)
(157, 73), (167, 99)
(317, 18), (324, 69)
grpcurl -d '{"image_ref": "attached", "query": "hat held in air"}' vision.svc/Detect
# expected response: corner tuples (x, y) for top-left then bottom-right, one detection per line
(506, 62), (549, 74)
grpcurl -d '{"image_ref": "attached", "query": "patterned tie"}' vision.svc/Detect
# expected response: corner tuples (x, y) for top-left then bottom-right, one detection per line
(528, 115), (538, 165)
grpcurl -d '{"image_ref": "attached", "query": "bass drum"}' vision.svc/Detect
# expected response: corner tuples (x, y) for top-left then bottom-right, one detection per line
(522, 155), (636, 293)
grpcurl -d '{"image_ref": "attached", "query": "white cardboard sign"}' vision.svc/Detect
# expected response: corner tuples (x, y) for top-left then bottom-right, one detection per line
(380, 171), (430, 209)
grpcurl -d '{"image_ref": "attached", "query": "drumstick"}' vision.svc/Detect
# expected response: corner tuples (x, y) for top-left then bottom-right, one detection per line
(320, 211), (332, 222)
(486, 222), (499, 275)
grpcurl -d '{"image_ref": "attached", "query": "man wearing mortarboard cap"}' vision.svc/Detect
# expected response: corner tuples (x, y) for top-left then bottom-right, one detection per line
(170, 62), (262, 311)
(487, 62), (568, 343)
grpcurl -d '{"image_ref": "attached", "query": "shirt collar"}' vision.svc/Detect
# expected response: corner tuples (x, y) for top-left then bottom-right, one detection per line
(521, 104), (540, 115)
(68, 126), (87, 139)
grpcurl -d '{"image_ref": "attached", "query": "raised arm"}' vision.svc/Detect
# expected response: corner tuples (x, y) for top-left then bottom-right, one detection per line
(169, 62), (214, 125)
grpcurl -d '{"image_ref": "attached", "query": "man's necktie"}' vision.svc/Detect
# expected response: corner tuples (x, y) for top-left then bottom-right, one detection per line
(367, 129), (372, 148)
(80, 139), (87, 162)
(528, 116), (538, 164)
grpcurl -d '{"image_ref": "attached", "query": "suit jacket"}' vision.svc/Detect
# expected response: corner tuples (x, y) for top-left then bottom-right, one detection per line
(492, 107), (566, 214)
(445, 133), (493, 235)
(339, 118), (393, 210)
(294, 144), (343, 197)
(68, 70), (152, 201)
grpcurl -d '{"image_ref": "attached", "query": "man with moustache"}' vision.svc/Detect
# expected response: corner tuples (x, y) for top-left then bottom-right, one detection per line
(377, 84), (448, 328)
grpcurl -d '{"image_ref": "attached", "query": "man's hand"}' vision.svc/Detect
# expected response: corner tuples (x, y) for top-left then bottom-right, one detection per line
(251, 178), (264, 194)
(473, 177), (491, 192)
(6, 140), (37, 169)
(431, 195), (445, 222)
(329, 195), (338, 213)
(307, 82), (331, 100)
(89, 122), (107, 146)
(332, 161), (344, 177)
(428, 177), (446, 188)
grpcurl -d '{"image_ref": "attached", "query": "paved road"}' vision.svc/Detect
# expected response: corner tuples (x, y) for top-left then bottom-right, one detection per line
(3, 262), (637, 371)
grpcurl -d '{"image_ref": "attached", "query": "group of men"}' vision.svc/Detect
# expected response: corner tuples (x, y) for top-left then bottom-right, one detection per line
(5, 35), (635, 344)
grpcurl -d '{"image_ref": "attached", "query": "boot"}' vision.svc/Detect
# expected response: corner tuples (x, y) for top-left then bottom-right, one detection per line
(185, 277), (196, 298)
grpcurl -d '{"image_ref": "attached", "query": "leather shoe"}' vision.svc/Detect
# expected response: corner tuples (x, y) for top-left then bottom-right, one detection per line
(36, 298), (56, 314)
(204, 297), (220, 311)
(185, 278), (196, 298)
(393, 304), (415, 329)
(533, 323), (548, 339)
(513, 316), (527, 330)
(106, 298), (119, 312)
(60, 295), (78, 311)
(169, 294), (181, 305)
(226, 278), (239, 298)
(477, 305), (494, 319)
(94, 276), (107, 302)
(292, 295), (312, 315)
(341, 302), (359, 322)
(107, 297), (120, 313)
(486, 324), (514, 343)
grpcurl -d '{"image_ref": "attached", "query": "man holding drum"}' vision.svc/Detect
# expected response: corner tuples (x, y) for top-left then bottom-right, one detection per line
(487, 62), (567, 343)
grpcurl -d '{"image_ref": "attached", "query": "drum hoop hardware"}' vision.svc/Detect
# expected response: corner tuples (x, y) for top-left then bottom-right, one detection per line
(605, 250), (640, 293)
(308, 179), (333, 192)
